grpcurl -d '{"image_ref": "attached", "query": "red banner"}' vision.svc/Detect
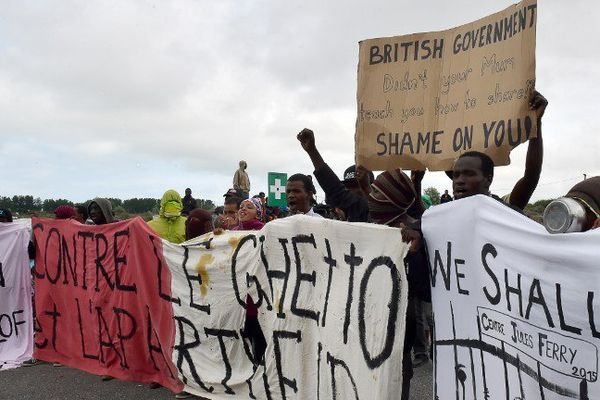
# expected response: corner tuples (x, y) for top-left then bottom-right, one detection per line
(32, 217), (182, 392)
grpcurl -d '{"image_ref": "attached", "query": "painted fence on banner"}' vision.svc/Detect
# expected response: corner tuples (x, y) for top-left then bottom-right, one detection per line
(0, 222), (33, 370)
(30, 216), (409, 399)
(422, 196), (600, 400)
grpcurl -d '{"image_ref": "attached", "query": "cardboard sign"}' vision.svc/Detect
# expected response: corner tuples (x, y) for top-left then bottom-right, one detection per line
(422, 196), (600, 399)
(356, 0), (538, 171)
(0, 223), (33, 370)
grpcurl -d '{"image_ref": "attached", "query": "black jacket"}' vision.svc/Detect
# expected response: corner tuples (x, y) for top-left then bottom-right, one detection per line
(313, 164), (369, 222)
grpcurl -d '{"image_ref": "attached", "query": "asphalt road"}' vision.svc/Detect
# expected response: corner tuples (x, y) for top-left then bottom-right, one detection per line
(0, 360), (433, 399)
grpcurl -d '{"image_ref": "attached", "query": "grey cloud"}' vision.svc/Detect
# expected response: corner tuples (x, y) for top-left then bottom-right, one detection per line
(1, 0), (599, 205)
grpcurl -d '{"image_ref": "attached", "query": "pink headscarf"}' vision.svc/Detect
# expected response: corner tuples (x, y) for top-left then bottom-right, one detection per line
(54, 205), (76, 220)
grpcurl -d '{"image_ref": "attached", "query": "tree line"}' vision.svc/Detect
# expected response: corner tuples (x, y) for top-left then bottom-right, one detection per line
(0, 195), (216, 215)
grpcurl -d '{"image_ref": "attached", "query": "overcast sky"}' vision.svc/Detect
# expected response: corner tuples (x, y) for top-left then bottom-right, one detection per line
(1, 1), (598, 205)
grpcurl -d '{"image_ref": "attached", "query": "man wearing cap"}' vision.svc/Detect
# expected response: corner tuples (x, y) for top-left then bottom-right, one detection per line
(297, 128), (371, 222)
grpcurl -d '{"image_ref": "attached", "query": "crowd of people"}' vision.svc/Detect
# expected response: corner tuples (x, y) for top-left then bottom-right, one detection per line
(2, 90), (600, 399)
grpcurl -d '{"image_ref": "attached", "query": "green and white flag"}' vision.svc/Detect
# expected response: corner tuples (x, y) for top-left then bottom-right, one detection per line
(267, 172), (287, 207)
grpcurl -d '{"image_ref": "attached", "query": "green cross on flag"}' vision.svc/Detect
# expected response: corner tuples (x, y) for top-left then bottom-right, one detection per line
(268, 172), (287, 207)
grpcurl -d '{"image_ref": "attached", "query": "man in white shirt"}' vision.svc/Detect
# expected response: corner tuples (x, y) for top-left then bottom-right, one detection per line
(285, 173), (323, 218)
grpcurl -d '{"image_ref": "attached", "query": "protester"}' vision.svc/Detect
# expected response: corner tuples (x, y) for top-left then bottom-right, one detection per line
(543, 176), (600, 233)
(452, 151), (522, 215)
(185, 208), (214, 240)
(285, 173), (323, 217)
(144, 190), (187, 390)
(233, 198), (265, 231)
(440, 190), (452, 203)
(443, 91), (548, 210)
(265, 205), (281, 222)
(297, 128), (371, 222)
(230, 198), (267, 365)
(85, 199), (118, 379)
(147, 190), (187, 244)
(215, 196), (242, 230)
(355, 165), (374, 199)
(233, 160), (250, 199)
(504, 91), (548, 209)
(73, 204), (88, 224)
(54, 205), (75, 220)
(87, 198), (115, 225)
(0, 208), (13, 222)
(181, 188), (198, 216)
(367, 168), (428, 400)
(565, 177), (600, 230)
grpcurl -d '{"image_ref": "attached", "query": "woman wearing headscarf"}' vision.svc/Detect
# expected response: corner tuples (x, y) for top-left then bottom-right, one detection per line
(54, 205), (76, 220)
(229, 197), (266, 364)
(233, 198), (264, 231)
(367, 168), (428, 400)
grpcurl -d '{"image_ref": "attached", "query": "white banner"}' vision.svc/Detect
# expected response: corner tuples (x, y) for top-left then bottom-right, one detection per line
(0, 222), (33, 370)
(164, 215), (409, 399)
(422, 196), (600, 399)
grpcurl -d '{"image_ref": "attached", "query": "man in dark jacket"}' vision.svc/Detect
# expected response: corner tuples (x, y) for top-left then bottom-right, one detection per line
(440, 190), (452, 203)
(181, 188), (197, 216)
(297, 128), (371, 222)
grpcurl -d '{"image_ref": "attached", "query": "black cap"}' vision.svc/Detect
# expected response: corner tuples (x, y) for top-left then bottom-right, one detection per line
(343, 165), (374, 184)
(343, 165), (357, 182)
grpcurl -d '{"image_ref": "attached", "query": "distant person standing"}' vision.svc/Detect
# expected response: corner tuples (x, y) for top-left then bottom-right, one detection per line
(440, 190), (453, 204)
(181, 188), (197, 216)
(233, 160), (251, 199)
